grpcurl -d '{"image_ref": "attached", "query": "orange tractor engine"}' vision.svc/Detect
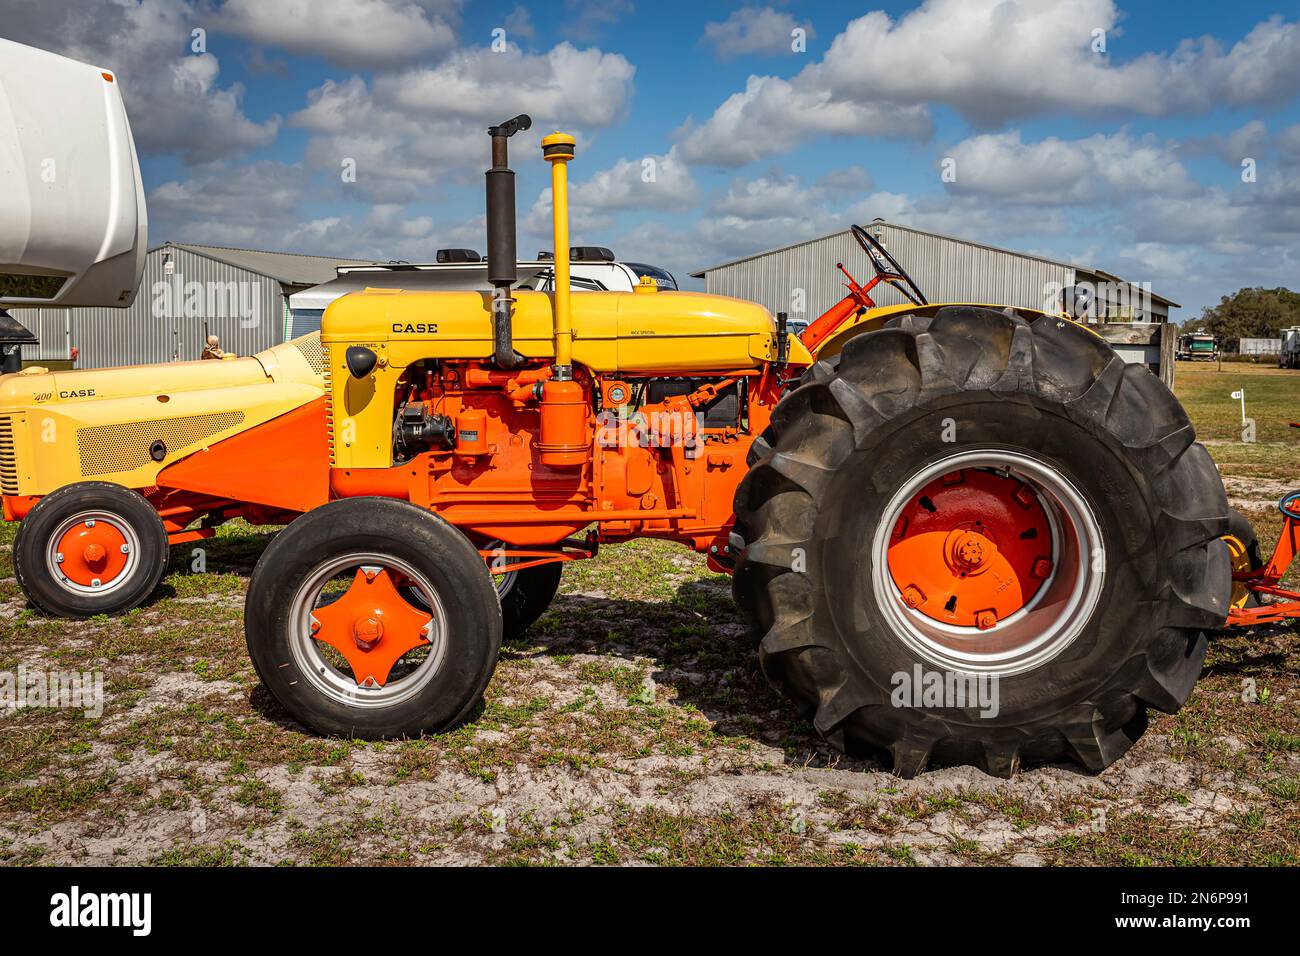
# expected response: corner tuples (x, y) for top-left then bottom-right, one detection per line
(328, 353), (778, 564)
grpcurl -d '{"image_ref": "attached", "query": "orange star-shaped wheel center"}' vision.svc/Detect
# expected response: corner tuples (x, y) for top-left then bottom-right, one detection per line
(310, 568), (433, 687)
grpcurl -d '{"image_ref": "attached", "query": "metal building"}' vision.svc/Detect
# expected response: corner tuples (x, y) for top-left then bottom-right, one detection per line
(691, 220), (1178, 327)
(10, 243), (372, 369)
(1239, 337), (1282, 356)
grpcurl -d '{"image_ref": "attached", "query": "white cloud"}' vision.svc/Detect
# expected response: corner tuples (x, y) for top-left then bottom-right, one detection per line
(214, 0), (460, 70)
(375, 43), (634, 127)
(815, 1), (1300, 122)
(1, 0), (278, 163)
(682, 0), (1300, 167)
(1133, 171), (1300, 250)
(523, 147), (698, 235)
(148, 161), (312, 246)
(703, 6), (813, 59)
(149, 160), (480, 260)
(678, 74), (932, 166)
(291, 43), (636, 202)
(944, 130), (1198, 203)
(816, 165), (874, 195)
(563, 0), (634, 41)
(502, 5), (535, 41)
(1278, 125), (1300, 161)
(1186, 120), (1300, 167)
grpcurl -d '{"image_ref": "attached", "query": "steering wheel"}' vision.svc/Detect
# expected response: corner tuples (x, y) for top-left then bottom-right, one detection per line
(851, 224), (927, 307)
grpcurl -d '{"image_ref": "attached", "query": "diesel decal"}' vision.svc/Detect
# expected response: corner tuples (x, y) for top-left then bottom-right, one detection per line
(392, 323), (438, 334)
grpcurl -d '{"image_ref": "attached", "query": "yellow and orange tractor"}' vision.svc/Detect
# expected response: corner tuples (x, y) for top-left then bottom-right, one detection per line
(1, 104), (1233, 776)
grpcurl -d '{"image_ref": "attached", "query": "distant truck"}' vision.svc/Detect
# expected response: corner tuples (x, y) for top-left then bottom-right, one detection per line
(1176, 332), (1218, 362)
(1280, 327), (1300, 368)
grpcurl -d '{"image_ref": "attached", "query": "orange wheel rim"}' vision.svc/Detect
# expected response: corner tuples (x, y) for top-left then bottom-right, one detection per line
(47, 512), (137, 594)
(289, 553), (446, 707)
(886, 469), (1052, 627)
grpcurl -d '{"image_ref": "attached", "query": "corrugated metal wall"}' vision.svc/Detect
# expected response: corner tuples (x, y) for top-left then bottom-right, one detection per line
(8, 246), (287, 369)
(6, 310), (72, 362)
(703, 226), (1076, 324)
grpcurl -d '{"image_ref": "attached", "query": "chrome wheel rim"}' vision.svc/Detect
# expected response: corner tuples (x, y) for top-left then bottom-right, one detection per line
(45, 510), (141, 597)
(289, 552), (448, 708)
(871, 449), (1105, 676)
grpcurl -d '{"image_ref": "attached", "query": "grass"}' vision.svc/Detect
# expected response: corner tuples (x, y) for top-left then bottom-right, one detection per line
(0, 361), (1299, 866)
(1173, 359), (1300, 445)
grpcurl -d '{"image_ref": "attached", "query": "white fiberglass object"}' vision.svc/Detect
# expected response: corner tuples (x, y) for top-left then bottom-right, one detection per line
(0, 38), (147, 308)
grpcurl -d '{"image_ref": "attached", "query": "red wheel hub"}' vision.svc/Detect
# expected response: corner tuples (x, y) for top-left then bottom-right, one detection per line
(55, 519), (130, 587)
(309, 568), (432, 687)
(887, 469), (1053, 628)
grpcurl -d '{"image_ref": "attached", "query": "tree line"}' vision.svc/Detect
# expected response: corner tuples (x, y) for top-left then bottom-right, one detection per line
(1182, 287), (1300, 351)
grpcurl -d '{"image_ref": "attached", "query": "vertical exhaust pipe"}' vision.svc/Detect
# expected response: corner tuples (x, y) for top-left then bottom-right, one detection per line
(486, 114), (531, 369)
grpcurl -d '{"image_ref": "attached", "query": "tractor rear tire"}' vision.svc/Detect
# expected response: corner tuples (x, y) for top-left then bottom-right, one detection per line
(1226, 508), (1262, 570)
(733, 306), (1230, 777)
(244, 497), (502, 739)
(13, 481), (169, 618)
(500, 563), (563, 639)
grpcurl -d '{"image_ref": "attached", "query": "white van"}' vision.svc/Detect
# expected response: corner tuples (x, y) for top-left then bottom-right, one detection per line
(287, 248), (678, 338)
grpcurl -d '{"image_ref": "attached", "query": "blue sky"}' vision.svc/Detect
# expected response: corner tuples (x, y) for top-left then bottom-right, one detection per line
(6, 0), (1300, 319)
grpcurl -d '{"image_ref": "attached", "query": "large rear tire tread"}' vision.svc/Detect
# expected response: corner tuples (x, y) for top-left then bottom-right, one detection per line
(734, 307), (1229, 777)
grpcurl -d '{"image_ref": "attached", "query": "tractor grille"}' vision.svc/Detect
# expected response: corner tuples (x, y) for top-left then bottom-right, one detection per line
(77, 412), (245, 477)
(0, 416), (19, 495)
(322, 344), (335, 464)
(290, 332), (327, 376)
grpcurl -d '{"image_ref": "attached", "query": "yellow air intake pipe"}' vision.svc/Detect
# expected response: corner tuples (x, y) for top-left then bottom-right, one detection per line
(536, 130), (587, 468)
(542, 131), (576, 371)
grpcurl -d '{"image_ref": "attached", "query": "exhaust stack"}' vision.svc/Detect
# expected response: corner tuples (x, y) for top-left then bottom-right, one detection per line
(485, 114), (531, 369)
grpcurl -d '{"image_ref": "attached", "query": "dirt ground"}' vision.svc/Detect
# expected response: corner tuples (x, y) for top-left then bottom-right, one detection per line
(2, 362), (1299, 866)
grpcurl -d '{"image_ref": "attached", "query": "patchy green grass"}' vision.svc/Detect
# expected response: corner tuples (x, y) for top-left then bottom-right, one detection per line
(1175, 360), (1300, 446)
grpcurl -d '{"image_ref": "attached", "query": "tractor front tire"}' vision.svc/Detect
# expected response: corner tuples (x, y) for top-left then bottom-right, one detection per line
(733, 307), (1230, 777)
(245, 497), (502, 739)
(13, 482), (169, 618)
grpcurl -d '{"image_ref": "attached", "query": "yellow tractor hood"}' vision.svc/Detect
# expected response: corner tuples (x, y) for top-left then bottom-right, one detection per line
(321, 288), (786, 373)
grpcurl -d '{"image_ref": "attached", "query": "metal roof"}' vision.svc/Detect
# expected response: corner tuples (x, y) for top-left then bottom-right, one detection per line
(152, 243), (376, 287)
(691, 221), (1179, 308)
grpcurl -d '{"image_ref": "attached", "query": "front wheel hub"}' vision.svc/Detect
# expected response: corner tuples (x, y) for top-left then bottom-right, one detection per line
(946, 527), (993, 573)
(309, 568), (432, 687)
(290, 553), (450, 710)
(46, 511), (139, 596)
